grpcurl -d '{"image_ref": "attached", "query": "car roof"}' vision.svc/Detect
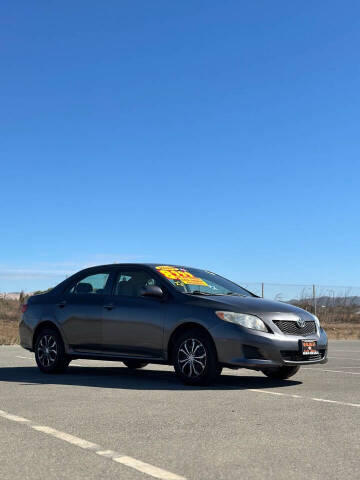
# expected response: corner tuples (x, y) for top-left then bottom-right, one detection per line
(79, 263), (196, 269)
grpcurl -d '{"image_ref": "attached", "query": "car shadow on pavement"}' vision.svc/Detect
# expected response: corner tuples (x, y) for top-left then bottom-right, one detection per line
(0, 365), (302, 390)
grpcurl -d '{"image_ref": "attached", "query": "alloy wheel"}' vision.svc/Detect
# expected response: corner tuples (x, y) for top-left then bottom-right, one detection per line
(178, 338), (207, 378)
(37, 334), (58, 368)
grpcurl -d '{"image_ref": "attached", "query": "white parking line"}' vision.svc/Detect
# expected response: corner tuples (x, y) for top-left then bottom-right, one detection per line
(0, 410), (31, 423)
(249, 389), (360, 408)
(303, 368), (360, 375)
(332, 366), (360, 369)
(330, 351), (360, 353)
(114, 456), (185, 480)
(0, 409), (186, 480)
(311, 397), (360, 407)
(329, 356), (360, 361)
(32, 425), (100, 450)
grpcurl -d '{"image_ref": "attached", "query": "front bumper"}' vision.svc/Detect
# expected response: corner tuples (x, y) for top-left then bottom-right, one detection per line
(211, 322), (328, 369)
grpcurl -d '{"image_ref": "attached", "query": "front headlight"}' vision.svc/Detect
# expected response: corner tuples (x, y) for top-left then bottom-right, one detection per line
(311, 314), (321, 330)
(215, 311), (267, 332)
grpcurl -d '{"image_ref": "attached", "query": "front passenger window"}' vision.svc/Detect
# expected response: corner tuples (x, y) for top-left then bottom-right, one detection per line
(69, 273), (109, 295)
(114, 271), (158, 297)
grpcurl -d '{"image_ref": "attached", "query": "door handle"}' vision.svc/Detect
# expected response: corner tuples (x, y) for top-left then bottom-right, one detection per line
(57, 300), (67, 308)
(104, 303), (115, 310)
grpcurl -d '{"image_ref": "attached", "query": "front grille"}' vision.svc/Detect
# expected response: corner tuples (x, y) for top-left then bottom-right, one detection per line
(243, 345), (265, 360)
(273, 320), (316, 336)
(281, 349), (326, 361)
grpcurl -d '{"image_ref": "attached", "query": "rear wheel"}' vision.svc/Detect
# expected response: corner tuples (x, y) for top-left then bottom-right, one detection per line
(173, 329), (222, 386)
(261, 365), (300, 379)
(123, 360), (148, 369)
(34, 328), (70, 373)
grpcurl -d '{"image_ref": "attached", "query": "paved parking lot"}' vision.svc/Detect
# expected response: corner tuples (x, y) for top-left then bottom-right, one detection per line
(1, 340), (359, 480)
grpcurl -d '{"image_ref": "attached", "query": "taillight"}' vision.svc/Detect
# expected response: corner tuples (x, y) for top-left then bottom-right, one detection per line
(21, 304), (28, 314)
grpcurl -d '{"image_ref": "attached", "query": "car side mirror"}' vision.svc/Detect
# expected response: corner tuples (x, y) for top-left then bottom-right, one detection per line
(141, 285), (164, 298)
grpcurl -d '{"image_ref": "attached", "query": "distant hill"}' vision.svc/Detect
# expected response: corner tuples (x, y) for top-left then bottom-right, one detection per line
(291, 295), (360, 306)
(0, 289), (50, 300)
(0, 292), (23, 300)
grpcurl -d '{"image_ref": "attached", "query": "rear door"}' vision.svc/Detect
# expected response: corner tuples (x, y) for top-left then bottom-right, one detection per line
(102, 267), (166, 358)
(56, 269), (114, 352)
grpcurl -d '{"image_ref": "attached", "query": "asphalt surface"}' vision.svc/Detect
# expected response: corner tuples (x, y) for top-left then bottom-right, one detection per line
(0, 340), (359, 480)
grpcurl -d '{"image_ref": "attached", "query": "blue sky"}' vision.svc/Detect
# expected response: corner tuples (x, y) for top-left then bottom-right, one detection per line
(1, 1), (359, 292)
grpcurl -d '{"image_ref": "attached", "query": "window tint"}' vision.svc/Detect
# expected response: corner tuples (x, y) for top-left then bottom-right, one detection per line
(113, 270), (159, 297)
(155, 265), (253, 296)
(69, 273), (109, 295)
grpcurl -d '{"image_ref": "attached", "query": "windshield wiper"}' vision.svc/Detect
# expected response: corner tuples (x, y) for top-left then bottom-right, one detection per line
(185, 291), (247, 297)
(185, 291), (222, 296)
(225, 292), (248, 297)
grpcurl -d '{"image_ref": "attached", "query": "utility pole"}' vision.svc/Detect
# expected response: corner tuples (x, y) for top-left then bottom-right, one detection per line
(313, 284), (317, 316)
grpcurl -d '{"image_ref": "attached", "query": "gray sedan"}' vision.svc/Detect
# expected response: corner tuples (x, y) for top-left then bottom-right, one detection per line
(19, 263), (328, 385)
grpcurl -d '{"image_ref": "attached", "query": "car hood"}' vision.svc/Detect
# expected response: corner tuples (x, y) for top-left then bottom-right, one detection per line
(196, 295), (312, 318)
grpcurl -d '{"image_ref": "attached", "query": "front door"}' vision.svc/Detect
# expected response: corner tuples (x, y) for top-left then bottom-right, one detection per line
(102, 268), (166, 359)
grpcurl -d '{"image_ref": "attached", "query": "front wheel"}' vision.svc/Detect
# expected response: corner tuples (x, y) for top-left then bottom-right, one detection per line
(261, 365), (300, 380)
(35, 328), (70, 373)
(173, 329), (222, 386)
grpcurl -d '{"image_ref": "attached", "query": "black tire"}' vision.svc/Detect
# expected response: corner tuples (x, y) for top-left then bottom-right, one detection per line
(123, 360), (148, 369)
(173, 329), (222, 386)
(34, 327), (70, 374)
(261, 365), (300, 380)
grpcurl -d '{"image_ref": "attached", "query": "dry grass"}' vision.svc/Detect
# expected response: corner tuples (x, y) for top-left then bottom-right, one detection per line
(0, 298), (21, 321)
(322, 322), (360, 340)
(0, 298), (21, 344)
(0, 319), (19, 345)
(294, 296), (360, 324)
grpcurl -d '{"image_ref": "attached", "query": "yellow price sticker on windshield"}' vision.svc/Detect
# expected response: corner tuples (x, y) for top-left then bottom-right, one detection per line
(156, 266), (208, 286)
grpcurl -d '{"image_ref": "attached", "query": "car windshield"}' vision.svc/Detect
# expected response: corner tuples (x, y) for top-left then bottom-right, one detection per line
(154, 265), (254, 297)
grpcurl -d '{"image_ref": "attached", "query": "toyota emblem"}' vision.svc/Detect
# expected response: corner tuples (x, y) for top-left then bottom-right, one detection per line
(297, 317), (306, 328)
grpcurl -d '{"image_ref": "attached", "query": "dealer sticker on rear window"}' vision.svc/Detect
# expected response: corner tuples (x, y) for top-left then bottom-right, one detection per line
(156, 266), (208, 286)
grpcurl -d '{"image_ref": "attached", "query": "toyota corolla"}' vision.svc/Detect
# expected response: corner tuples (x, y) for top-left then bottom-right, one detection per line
(19, 263), (328, 385)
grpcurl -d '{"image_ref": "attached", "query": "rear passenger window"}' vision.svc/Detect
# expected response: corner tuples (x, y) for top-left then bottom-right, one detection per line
(69, 273), (109, 295)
